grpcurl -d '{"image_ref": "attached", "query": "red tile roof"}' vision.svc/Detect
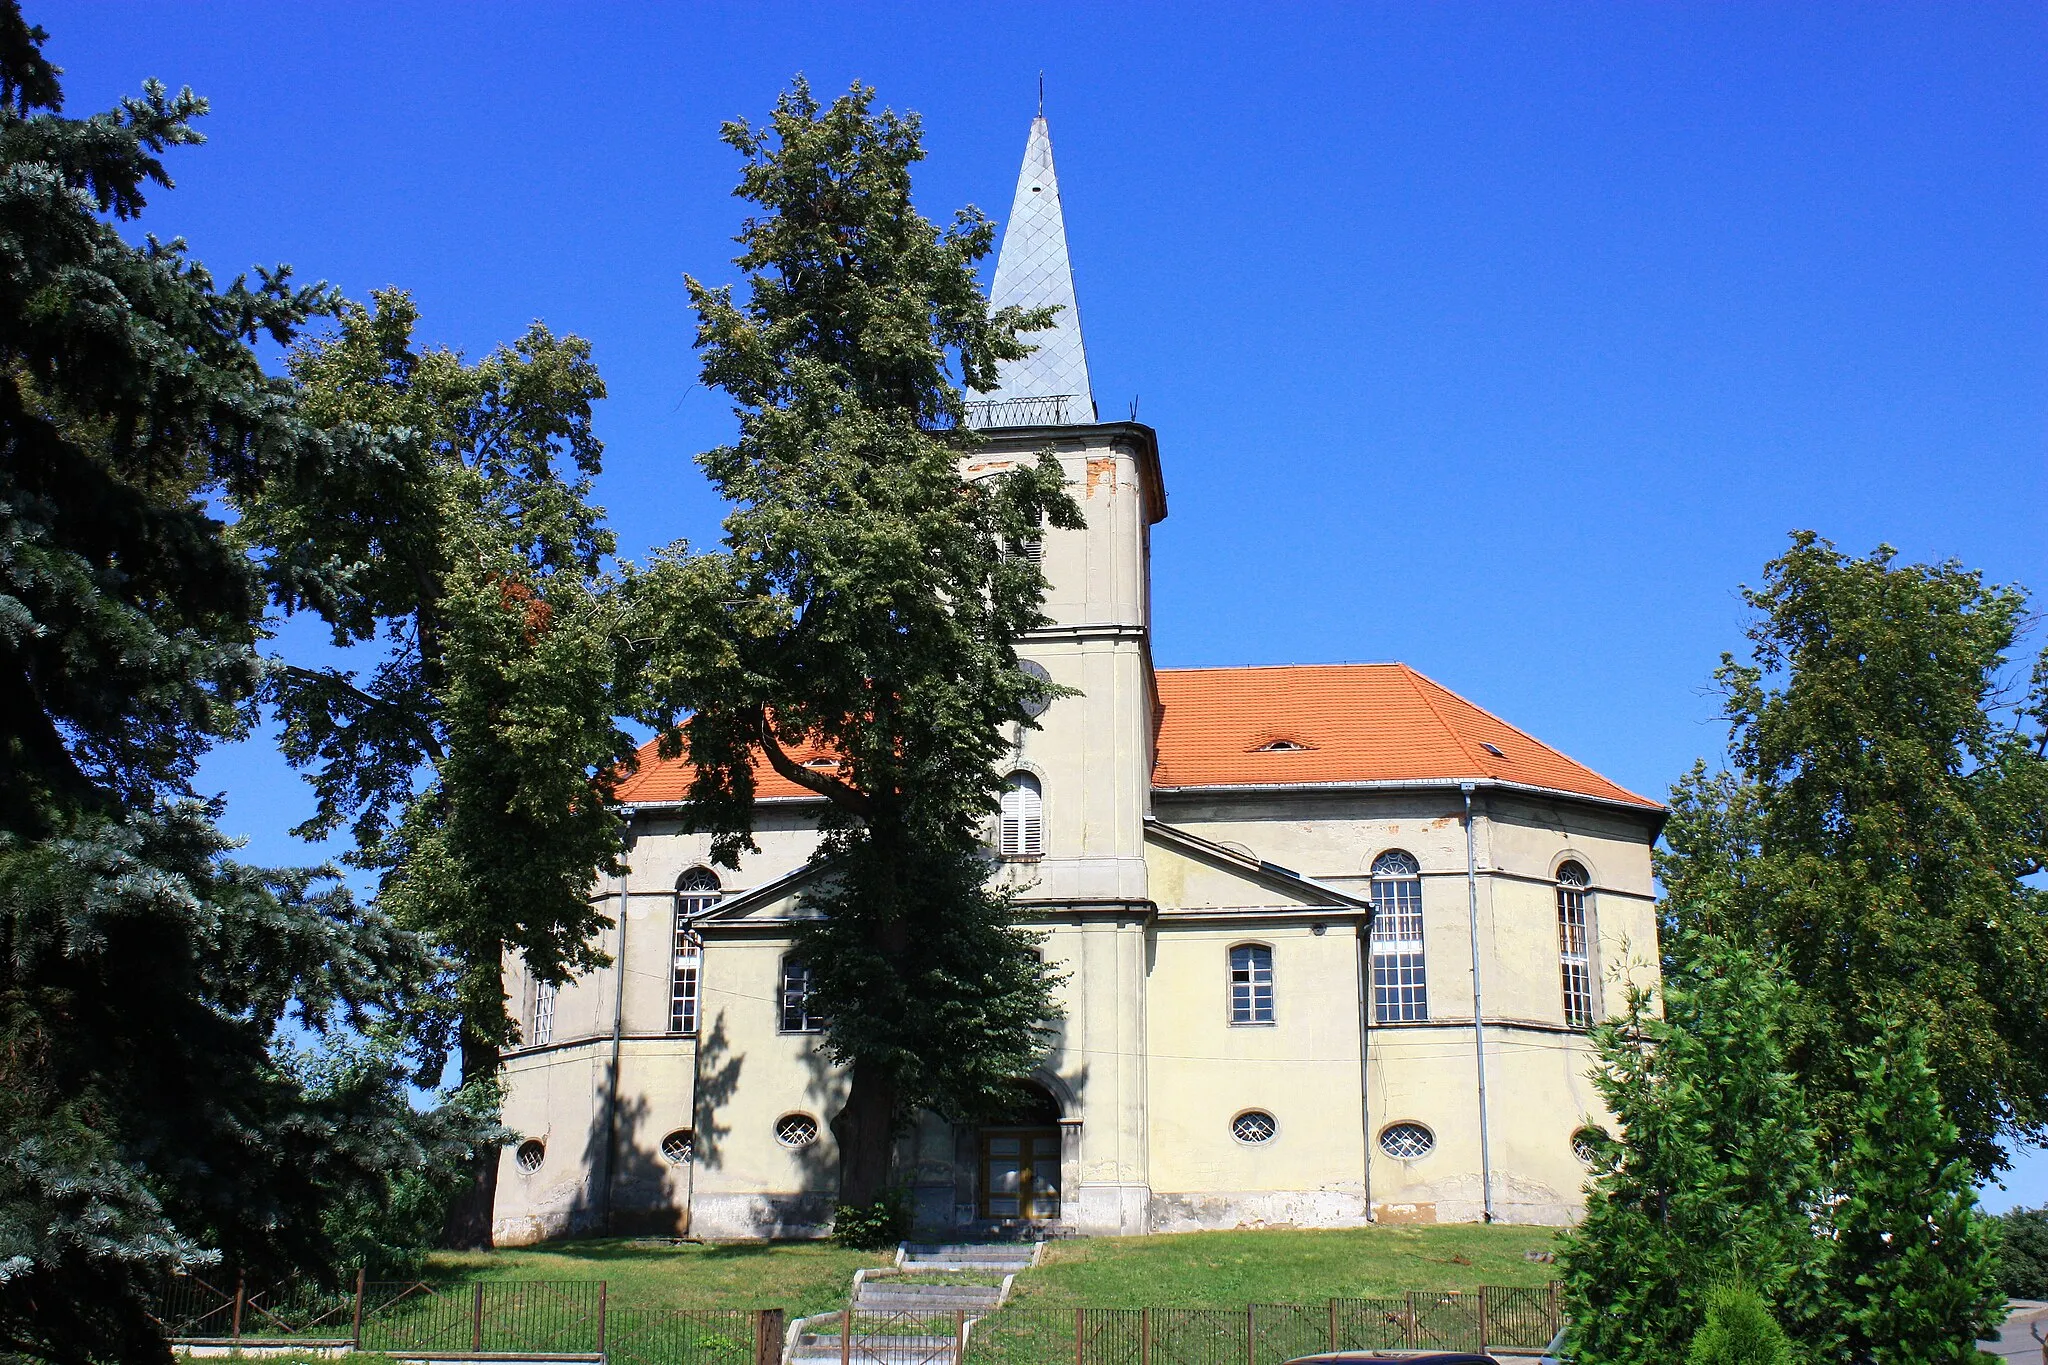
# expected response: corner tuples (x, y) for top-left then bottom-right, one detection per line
(1150, 664), (1660, 809)
(615, 663), (1660, 812)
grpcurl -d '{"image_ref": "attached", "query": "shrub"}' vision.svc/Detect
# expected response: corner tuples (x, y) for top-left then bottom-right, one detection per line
(1686, 1285), (1795, 1365)
(832, 1190), (912, 1250)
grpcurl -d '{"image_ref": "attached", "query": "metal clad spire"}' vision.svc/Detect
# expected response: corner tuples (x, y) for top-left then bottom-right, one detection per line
(982, 112), (1094, 424)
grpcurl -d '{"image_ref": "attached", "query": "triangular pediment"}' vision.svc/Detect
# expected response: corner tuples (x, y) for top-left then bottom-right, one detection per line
(1143, 820), (1370, 915)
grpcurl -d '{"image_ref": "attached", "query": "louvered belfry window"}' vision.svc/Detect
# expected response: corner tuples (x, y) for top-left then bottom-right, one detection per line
(1556, 861), (1595, 1028)
(671, 869), (718, 1035)
(1370, 849), (1428, 1022)
(999, 772), (1043, 859)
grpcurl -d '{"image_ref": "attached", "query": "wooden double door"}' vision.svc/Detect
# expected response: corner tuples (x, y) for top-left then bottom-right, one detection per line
(979, 1126), (1061, 1220)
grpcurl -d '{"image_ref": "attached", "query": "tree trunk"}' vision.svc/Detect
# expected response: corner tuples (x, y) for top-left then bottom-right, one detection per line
(831, 1057), (900, 1207)
(441, 1028), (502, 1249)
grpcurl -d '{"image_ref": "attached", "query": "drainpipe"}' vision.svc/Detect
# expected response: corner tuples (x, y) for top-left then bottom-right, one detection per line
(1355, 914), (1375, 1222)
(601, 808), (636, 1231)
(1462, 784), (1496, 1223)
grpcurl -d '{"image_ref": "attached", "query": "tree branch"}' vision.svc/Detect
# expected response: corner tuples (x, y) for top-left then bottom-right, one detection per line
(277, 663), (443, 760)
(753, 710), (872, 818)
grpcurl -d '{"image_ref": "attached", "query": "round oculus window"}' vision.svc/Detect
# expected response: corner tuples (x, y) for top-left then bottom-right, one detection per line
(1379, 1122), (1435, 1160)
(514, 1139), (546, 1173)
(1572, 1125), (1609, 1164)
(775, 1113), (820, 1148)
(1232, 1110), (1278, 1144)
(660, 1129), (694, 1165)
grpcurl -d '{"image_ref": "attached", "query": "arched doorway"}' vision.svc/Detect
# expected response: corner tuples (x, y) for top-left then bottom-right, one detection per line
(979, 1082), (1062, 1222)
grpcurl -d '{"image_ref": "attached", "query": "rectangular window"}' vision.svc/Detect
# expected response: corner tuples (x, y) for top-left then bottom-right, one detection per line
(780, 958), (823, 1034)
(669, 927), (701, 1035)
(1371, 876), (1429, 1023)
(1229, 944), (1274, 1025)
(530, 979), (556, 1048)
(1558, 884), (1594, 1028)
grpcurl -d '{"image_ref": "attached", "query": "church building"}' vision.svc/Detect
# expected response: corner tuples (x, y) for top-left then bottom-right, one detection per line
(490, 112), (1665, 1245)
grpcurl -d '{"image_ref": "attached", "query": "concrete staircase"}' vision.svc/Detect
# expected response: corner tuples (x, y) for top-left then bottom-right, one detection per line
(787, 1243), (1043, 1363)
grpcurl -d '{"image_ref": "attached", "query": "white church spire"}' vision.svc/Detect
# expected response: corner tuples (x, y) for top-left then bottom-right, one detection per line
(978, 110), (1095, 426)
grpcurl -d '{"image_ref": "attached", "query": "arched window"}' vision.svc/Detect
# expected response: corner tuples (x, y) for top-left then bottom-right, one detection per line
(1369, 849), (1428, 1023)
(1556, 861), (1594, 1028)
(1228, 943), (1275, 1025)
(670, 869), (718, 1035)
(999, 772), (1044, 859)
(780, 955), (823, 1034)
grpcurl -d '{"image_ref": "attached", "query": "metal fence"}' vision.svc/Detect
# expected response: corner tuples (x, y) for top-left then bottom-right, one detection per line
(158, 1273), (782, 1363)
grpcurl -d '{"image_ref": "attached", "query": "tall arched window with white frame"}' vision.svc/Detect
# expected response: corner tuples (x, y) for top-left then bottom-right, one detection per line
(999, 772), (1043, 859)
(529, 977), (556, 1048)
(671, 868), (718, 1035)
(1556, 861), (1595, 1028)
(1369, 849), (1428, 1022)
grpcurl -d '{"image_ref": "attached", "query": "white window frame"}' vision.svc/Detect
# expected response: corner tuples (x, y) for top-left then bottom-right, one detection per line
(1369, 849), (1428, 1023)
(779, 956), (823, 1034)
(999, 772), (1044, 860)
(671, 869), (718, 1035)
(1556, 862), (1595, 1029)
(1228, 942), (1275, 1025)
(530, 978), (556, 1048)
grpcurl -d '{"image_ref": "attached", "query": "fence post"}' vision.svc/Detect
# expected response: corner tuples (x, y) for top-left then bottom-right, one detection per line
(757, 1309), (786, 1365)
(1141, 1308), (1152, 1365)
(1074, 1307), (1085, 1365)
(1245, 1304), (1255, 1365)
(1478, 1287), (1489, 1354)
(231, 1271), (246, 1343)
(471, 1282), (485, 1354)
(596, 1281), (608, 1355)
(841, 1301), (853, 1365)
(351, 1268), (365, 1348)
(1548, 1281), (1561, 1338)
(1327, 1299), (1338, 1353)
(955, 1308), (967, 1365)
(1404, 1292), (1417, 1351)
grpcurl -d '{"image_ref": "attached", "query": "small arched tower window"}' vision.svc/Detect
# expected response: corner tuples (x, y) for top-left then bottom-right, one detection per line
(1556, 861), (1594, 1029)
(1228, 943), (1275, 1025)
(670, 869), (718, 1035)
(999, 772), (1044, 860)
(1369, 849), (1427, 1023)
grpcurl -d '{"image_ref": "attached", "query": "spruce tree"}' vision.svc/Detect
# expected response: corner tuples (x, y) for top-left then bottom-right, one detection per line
(1562, 933), (1831, 1365)
(239, 289), (636, 1244)
(0, 6), (472, 1356)
(1827, 1028), (2002, 1365)
(626, 79), (1078, 1206)
(1658, 533), (2048, 1176)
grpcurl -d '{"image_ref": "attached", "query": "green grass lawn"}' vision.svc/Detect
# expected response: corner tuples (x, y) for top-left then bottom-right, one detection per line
(423, 1224), (1559, 1315)
(1015, 1225), (1562, 1307)
(424, 1238), (891, 1317)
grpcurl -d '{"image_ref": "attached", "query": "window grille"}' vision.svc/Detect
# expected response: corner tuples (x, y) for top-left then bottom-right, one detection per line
(1557, 861), (1595, 1028)
(660, 1129), (694, 1165)
(514, 1139), (546, 1172)
(1572, 1125), (1608, 1165)
(780, 956), (823, 1033)
(1228, 943), (1275, 1024)
(999, 772), (1044, 859)
(671, 869), (718, 1035)
(1232, 1110), (1277, 1144)
(530, 979), (556, 1047)
(1379, 1122), (1435, 1159)
(775, 1113), (819, 1148)
(1369, 849), (1428, 1023)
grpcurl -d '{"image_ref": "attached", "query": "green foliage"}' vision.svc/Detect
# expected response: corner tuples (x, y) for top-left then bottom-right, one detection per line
(831, 1190), (913, 1250)
(1659, 532), (2048, 1176)
(1561, 933), (1830, 1365)
(1829, 1029), (2002, 1365)
(627, 79), (1077, 1200)
(0, 6), (492, 1356)
(1992, 1205), (2048, 1300)
(1685, 1285), (1795, 1365)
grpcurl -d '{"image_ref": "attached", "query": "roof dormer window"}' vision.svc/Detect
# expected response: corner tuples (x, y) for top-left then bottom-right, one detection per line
(1257, 739), (1309, 752)
(803, 757), (838, 769)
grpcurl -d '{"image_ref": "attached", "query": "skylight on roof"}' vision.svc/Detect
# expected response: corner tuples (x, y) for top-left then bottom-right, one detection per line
(1480, 742), (1505, 758)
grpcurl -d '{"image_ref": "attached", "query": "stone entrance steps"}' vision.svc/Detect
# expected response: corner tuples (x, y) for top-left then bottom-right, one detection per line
(895, 1242), (1043, 1273)
(787, 1242), (1042, 1363)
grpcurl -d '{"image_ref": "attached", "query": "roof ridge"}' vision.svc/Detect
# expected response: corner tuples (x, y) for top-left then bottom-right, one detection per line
(1402, 667), (1660, 808)
(1396, 662), (1499, 780)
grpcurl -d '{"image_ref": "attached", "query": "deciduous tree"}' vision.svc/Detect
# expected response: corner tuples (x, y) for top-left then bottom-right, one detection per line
(626, 79), (1076, 1207)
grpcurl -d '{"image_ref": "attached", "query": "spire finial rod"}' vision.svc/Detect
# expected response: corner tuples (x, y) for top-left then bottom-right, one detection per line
(1037, 72), (1044, 117)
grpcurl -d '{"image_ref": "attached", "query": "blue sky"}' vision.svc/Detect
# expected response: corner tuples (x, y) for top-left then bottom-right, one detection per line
(40, 3), (2047, 1207)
